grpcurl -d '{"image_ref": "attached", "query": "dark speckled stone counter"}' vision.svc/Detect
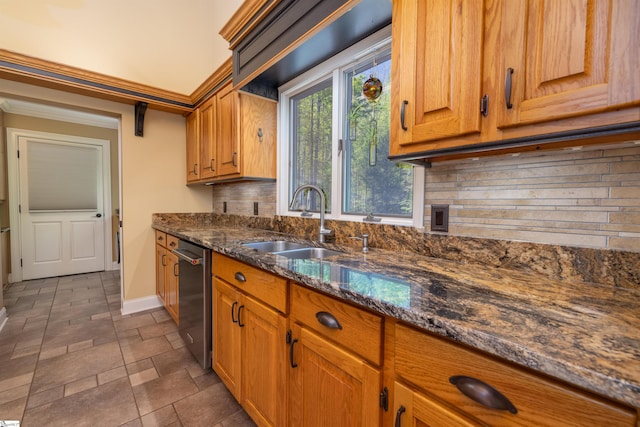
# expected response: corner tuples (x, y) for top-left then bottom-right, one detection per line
(152, 221), (640, 409)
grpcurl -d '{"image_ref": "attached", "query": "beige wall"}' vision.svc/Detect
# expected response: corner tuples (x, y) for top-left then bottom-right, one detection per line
(0, 78), (212, 303)
(213, 144), (640, 253)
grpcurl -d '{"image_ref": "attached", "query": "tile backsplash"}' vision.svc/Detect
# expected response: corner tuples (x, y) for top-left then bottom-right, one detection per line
(206, 143), (639, 288)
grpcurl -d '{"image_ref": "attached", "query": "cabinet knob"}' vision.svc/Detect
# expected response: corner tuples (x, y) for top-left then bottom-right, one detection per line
(449, 375), (517, 414)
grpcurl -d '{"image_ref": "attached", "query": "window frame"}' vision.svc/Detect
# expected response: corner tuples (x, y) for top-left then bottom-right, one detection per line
(277, 26), (424, 227)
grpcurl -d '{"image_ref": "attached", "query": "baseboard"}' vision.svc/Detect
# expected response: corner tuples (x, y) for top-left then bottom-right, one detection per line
(0, 307), (8, 333)
(121, 295), (163, 316)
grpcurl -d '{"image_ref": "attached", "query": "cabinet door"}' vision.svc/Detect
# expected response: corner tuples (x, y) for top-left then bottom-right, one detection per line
(216, 82), (241, 177)
(186, 109), (200, 183)
(498, 0), (640, 128)
(165, 250), (179, 323)
(241, 296), (288, 427)
(212, 278), (242, 399)
(391, 0), (484, 154)
(289, 325), (381, 427)
(393, 382), (477, 427)
(199, 97), (217, 179)
(155, 244), (166, 302)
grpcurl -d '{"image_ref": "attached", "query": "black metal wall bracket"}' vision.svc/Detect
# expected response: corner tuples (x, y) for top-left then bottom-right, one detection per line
(135, 101), (148, 137)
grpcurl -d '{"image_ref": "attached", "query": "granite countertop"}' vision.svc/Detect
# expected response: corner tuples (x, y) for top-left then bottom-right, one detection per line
(153, 222), (640, 409)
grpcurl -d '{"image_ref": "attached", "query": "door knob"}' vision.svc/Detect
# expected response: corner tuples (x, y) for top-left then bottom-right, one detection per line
(96, 213), (102, 218)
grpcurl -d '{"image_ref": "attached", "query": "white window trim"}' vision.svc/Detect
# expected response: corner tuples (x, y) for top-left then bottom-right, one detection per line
(277, 26), (425, 228)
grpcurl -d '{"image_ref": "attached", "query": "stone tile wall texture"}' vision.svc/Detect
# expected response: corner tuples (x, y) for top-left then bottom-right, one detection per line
(211, 145), (640, 253)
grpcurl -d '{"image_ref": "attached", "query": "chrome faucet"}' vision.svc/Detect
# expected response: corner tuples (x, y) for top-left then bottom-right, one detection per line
(289, 184), (333, 243)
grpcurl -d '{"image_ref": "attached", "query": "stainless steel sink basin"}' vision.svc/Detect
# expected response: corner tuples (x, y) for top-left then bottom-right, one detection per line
(243, 241), (308, 252)
(243, 240), (343, 259)
(274, 247), (343, 259)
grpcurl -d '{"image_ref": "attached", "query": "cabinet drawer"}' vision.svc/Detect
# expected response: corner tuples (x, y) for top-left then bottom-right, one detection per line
(213, 253), (287, 313)
(394, 323), (635, 427)
(166, 234), (180, 251)
(291, 283), (383, 366)
(155, 230), (167, 247)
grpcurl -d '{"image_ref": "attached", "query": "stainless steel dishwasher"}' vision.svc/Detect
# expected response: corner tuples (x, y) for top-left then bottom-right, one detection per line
(172, 240), (212, 369)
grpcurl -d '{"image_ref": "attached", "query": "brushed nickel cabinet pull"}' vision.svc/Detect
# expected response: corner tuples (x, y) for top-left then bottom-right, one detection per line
(449, 375), (517, 414)
(234, 272), (246, 283)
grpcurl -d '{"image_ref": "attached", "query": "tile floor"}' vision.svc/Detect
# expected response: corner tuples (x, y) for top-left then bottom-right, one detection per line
(0, 271), (256, 427)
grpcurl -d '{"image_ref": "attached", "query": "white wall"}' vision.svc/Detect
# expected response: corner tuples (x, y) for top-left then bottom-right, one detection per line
(0, 78), (212, 303)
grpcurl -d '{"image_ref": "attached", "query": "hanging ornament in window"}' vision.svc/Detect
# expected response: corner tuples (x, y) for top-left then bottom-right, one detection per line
(362, 75), (383, 101)
(363, 74), (382, 166)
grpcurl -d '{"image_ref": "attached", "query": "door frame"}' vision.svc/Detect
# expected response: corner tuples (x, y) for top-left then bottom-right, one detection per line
(6, 128), (113, 283)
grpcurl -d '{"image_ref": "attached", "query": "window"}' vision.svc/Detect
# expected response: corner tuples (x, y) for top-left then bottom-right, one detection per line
(279, 28), (424, 226)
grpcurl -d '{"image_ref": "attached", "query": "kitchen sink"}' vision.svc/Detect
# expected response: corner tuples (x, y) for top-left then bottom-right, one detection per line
(243, 241), (343, 259)
(243, 241), (309, 252)
(274, 247), (343, 259)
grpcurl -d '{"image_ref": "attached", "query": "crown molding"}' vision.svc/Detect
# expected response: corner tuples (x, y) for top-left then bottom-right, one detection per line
(0, 49), (193, 114)
(220, 0), (281, 49)
(189, 57), (233, 107)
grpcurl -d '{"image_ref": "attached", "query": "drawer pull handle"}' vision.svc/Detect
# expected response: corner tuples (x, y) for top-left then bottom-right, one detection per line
(316, 311), (342, 330)
(394, 405), (405, 427)
(234, 272), (246, 283)
(231, 301), (238, 323)
(237, 305), (245, 327)
(400, 100), (409, 131)
(289, 338), (298, 368)
(504, 67), (514, 109)
(449, 375), (517, 414)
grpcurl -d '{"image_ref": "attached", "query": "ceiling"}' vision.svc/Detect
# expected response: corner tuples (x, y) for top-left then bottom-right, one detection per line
(0, 0), (243, 95)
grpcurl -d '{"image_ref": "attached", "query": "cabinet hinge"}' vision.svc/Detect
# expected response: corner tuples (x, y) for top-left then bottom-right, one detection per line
(286, 329), (292, 344)
(338, 139), (343, 154)
(20, 258), (23, 267)
(380, 386), (389, 411)
(480, 94), (489, 117)
(18, 204), (21, 214)
(17, 150), (20, 158)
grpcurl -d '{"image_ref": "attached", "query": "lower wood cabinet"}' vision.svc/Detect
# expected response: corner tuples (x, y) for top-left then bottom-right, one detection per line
(288, 324), (381, 427)
(393, 381), (477, 427)
(392, 323), (636, 427)
(289, 283), (383, 427)
(208, 252), (637, 427)
(212, 254), (288, 427)
(154, 230), (179, 324)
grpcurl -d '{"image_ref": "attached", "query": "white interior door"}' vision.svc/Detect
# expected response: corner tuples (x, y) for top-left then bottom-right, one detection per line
(17, 134), (107, 280)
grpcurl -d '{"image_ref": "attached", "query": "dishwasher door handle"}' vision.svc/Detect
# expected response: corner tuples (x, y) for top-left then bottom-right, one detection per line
(172, 249), (203, 265)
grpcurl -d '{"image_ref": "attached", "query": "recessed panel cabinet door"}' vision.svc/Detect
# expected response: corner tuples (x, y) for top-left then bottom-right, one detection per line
(498, 0), (640, 128)
(393, 382), (477, 427)
(289, 325), (381, 427)
(213, 278), (242, 399)
(186, 110), (200, 182)
(199, 97), (217, 179)
(391, 0), (484, 153)
(216, 82), (241, 177)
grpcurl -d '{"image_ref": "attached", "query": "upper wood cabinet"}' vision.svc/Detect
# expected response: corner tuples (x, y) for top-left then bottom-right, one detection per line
(389, 0), (640, 162)
(498, 0), (640, 129)
(199, 96), (217, 180)
(185, 109), (200, 183)
(390, 0), (484, 154)
(186, 80), (277, 184)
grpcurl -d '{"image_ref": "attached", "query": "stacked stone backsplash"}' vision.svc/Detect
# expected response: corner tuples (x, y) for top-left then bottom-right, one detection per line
(153, 212), (639, 290)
